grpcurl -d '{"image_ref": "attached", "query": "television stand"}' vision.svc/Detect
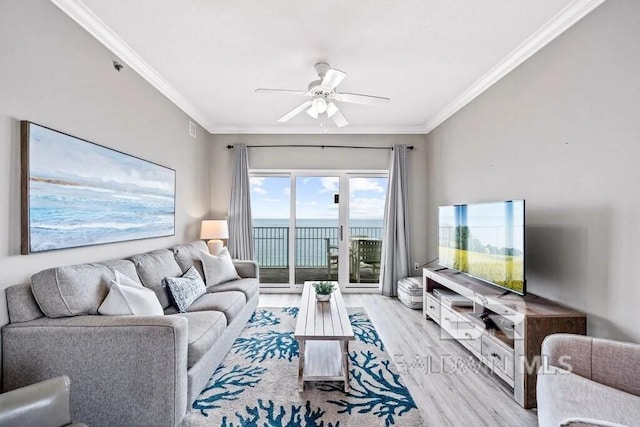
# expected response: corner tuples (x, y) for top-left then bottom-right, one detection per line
(422, 268), (586, 409)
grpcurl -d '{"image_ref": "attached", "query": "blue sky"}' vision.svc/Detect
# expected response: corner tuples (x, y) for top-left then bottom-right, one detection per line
(250, 176), (387, 220)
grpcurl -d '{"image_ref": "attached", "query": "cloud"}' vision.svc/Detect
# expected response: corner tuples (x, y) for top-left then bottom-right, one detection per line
(250, 177), (267, 194)
(283, 187), (291, 196)
(260, 198), (280, 203)
(350, 178), (385, 195)
(320, 177), (339, 193)
(349, 197), (386, 219)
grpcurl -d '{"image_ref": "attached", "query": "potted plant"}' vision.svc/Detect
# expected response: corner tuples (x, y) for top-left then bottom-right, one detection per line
(313, 281), (335, 302)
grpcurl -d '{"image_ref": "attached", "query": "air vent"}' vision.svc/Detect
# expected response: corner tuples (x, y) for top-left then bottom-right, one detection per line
(188, 121), (197, 138)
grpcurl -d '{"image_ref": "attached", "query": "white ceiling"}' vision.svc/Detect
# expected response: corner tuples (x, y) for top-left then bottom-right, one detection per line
(52, 0), (604, 134)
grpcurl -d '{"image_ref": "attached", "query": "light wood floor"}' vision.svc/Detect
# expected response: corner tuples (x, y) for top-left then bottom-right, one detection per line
(258, 293), (538, 427)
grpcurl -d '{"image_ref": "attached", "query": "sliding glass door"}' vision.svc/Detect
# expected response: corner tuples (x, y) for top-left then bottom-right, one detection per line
(250, 175), (290, 287)
(294, 175), (340, 284)
(250, 171), (388, 290)
(347, 176), (387, 287)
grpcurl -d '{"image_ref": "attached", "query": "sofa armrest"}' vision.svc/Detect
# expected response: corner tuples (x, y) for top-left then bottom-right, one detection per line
(233, 260), (259, 280)
(2, 315), (188, 427)
(0, 375), (79, 427)
(542, 333), (640, 397)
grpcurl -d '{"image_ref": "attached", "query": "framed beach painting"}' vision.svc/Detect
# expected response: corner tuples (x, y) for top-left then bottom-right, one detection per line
(21, 121), (175, 254)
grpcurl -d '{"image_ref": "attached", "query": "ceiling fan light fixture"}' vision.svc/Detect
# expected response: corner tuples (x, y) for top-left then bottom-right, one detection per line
(312, 97), (327, 114)
(259, 63), (389, 128)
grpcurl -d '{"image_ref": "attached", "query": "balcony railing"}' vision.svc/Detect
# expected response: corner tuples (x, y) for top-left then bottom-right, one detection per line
(253, 226), (383, 268)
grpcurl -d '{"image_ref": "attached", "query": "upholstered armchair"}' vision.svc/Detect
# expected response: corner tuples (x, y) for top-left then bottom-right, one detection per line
(537, 334), (640, 427)
(0, 376), (86, 427)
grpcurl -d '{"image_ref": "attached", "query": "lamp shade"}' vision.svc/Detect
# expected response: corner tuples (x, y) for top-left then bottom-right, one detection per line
(200, 220), (229, 240)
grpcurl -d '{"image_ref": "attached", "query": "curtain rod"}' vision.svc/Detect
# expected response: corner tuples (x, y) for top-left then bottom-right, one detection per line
(226, 144), (414, 150)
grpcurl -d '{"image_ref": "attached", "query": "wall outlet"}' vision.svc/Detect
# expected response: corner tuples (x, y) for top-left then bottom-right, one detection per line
(414, 262), (420, 270)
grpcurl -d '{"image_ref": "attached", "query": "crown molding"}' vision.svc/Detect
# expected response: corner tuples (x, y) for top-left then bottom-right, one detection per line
(209, 125), (428, 135)
(50, 0), (215, 132)
(52, 0), (605, 136)
(423, 0), (607, 134)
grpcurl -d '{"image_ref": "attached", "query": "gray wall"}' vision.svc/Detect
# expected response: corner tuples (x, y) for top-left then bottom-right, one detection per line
(0, 0), (211, 326)
(210, 134), (429, 273)
(426, 0), (640, 342)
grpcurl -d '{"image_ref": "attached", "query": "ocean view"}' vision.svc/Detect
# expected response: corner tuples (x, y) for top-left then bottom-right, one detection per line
(252, 218), (383, 267)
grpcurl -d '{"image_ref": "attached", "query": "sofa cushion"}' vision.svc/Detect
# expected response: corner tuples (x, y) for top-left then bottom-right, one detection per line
(164, 291), (245, 325)
(98, 271), (164, 316)
(173, 311), (227, 368)
(31, 263), (113, 318)
(6, 283), (44, 323)
(537, 366), (640, 427)
(232, 260), (259, 279)
(100, 259), (142, 285)
(130, 250), (183, 309)
(172, 241), (208, 280)
(200, 248), (240, 287)
(164, 267), (206, 313)
(207, 278), (259, 301)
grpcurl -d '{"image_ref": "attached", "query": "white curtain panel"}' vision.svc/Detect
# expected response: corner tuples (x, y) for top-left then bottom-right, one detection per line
(228, 144), (255, 260)
(380, 144), (411, 297)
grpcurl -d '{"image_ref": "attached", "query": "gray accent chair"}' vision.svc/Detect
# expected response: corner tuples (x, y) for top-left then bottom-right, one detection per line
(2, 241), (260, 427)
(0, 375), (86, 427)
(537, 334), (640, 427)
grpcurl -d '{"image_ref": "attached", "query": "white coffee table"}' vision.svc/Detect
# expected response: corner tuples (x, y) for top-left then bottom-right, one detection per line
(294, 282), (355, 392)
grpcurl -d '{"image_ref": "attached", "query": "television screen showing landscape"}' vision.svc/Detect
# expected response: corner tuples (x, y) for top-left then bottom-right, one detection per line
(438, 200), (525, 294)
(23, 122), (175, 253)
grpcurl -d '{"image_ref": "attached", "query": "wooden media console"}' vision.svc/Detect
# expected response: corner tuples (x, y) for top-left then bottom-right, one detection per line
(423, 268), (586, 408)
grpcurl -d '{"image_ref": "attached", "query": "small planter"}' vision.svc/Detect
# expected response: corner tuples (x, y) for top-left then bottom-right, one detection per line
(312, 281), (335, 303)
(315, 293), (331, 302)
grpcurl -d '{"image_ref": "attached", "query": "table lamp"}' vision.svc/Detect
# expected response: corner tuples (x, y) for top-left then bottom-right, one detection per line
(200, 220), (229, 255)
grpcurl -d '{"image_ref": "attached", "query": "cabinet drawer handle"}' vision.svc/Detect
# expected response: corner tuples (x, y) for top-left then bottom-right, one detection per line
(464, 332), (472, 338)
(429, 305), (435, 310)
(444, 317), (451, 321)
(490, 352), (501, 361)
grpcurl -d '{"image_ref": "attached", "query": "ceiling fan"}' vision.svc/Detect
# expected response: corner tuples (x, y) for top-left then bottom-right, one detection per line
(255, 62), (390, 128)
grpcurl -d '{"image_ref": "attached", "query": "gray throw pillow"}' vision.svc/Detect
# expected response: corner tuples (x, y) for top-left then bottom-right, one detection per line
(163, 267), (206, 313)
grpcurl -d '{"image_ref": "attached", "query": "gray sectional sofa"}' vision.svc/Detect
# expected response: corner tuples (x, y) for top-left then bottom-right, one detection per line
(2, 240), (259, 427)
(537, 334), (640, 427)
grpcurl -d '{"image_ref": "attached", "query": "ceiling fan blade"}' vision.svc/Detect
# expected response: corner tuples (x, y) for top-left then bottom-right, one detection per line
(278, 100), (313, 122)
(331, 108), (349, 128)
(255, 88), (307, 95)
(334, 92), (390, 106)
(321, 68), (346, 90)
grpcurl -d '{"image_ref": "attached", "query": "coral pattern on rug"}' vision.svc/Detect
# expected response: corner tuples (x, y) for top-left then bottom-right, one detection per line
(182, 307), (423, 426)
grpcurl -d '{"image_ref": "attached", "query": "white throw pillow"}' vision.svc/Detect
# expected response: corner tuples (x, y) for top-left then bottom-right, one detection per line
(200, 247), (240, 287)
(98, 270), (164, 316)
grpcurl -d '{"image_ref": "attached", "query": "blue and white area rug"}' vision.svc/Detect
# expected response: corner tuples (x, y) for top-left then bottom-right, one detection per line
(180, 307), (424, 426)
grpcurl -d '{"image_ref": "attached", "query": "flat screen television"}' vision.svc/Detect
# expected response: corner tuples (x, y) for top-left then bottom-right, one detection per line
(438, 200), (525, 295)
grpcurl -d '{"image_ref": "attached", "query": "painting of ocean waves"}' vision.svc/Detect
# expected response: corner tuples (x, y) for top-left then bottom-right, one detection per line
(24, 122), (175, 253)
